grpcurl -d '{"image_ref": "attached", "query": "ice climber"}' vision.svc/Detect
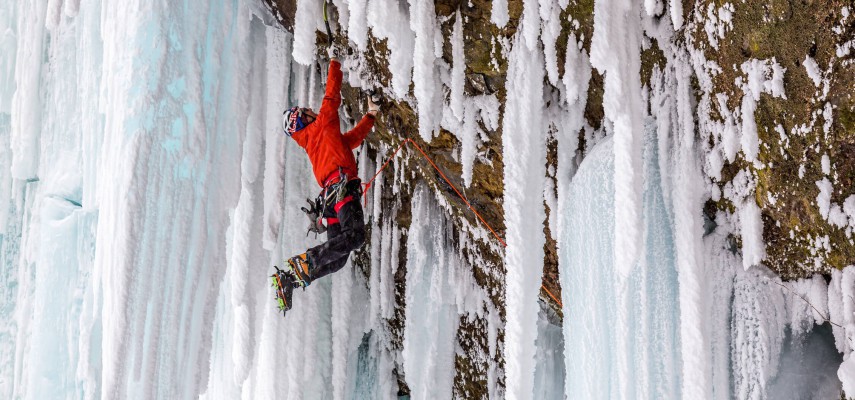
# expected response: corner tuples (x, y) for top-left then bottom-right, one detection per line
(271, 46), (379, 314)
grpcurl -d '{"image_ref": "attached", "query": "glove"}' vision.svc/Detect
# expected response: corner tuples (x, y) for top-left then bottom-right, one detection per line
(367, 94), (380, 113)
(327, 45), (340, 61)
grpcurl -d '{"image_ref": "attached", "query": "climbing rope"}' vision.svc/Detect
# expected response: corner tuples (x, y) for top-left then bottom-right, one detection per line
(362, 138), (564, 308)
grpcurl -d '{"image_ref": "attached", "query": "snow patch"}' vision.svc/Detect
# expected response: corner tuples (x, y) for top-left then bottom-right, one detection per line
(803, 55), (822, 88)
(821, 153), (831, 175)
(703, 2), (734, 50)
(738, 58), (786, 162)
(816, 178), (832, 220)
(740, 199), (766, 270)
(491, 0), (509, 28)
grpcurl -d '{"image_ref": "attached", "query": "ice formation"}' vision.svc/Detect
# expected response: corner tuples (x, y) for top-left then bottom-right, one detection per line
(1, 0), (853, 399)
(501, 31), (546, 400)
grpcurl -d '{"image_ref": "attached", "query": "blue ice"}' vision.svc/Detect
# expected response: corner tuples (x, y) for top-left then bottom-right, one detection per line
(560, 129), (682, 399)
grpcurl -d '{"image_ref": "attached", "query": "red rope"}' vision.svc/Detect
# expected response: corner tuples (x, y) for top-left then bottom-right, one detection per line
(362, 140), (410, 207)
(362, 139), (563, 308)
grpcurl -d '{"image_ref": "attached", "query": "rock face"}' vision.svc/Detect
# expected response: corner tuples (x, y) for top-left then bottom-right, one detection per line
(686, 1), (855, 278)
(265, 0), (853, 396)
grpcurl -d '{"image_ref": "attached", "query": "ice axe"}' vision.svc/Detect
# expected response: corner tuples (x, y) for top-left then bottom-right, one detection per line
(313, 0), (335, 81)
(323, 0), (334, 46)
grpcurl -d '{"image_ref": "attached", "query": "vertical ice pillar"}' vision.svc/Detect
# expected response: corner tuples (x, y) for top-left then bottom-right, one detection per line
(402, 185), (460, 399)
(501, 32), (546, 400)
(23, 197), (82, 399)
(532, 305), (566, 399)
(0, 1), (18, 113)
(560, 129), (684, 399)
(560, 139), (617, 399)
(589, 0), (644, 281)
(10, 0), (47, 180)
(668, 56), (711, 399)
(261, 27), (291, 250)
(0, 0), (17, 231)
(589, 4), (645, 397)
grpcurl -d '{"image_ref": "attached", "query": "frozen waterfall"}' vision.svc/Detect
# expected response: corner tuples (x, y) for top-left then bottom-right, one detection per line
(1, 0), (853, 399)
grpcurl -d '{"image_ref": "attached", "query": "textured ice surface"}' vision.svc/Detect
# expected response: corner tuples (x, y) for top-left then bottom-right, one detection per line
(560, 133), (681, 399)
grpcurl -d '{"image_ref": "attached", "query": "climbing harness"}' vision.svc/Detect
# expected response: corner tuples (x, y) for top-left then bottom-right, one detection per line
(301, 168), (361, 237)
(361, 139), (564, 308)
(322, 168), (351, 204)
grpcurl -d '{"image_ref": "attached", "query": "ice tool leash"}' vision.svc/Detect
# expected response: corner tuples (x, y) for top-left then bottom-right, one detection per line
(361, 138), (564, 309)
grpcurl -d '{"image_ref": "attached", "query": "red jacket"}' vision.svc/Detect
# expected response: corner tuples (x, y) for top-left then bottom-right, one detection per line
(291, 60), (375, 187)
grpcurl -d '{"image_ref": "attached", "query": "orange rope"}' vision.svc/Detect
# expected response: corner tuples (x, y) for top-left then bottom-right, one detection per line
(362, 139), (563, 308)
(541, 286), (562, 308)
(362, 140), (410, 207)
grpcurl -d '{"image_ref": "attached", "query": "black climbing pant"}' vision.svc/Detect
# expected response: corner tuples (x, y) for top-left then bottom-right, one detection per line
(306, 179), (366, 282)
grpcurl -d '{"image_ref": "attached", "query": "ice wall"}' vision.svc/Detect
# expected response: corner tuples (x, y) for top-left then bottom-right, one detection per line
(560, 131), (682, 399)
(533, 303), (566, 399)
(402, 185), (462, 399)
(0, 1), (316, 398)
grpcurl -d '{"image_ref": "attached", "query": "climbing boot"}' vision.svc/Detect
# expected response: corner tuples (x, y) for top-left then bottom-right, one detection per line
(287, 253), (312, 288)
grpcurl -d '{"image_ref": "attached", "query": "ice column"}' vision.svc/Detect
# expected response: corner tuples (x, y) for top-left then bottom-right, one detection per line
(402, 185), (460, 399)
(501, 31), (547, 400)
(590, 0), (644, 281)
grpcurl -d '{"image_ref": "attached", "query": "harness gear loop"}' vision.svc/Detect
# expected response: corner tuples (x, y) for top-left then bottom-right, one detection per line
(361, 138), (564, 308)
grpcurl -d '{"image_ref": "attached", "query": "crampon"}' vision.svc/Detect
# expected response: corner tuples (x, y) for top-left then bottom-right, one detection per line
(270, 266), (294, 316)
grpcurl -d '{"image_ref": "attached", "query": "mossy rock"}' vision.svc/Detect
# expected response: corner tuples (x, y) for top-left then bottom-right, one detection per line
(694, 0), (855, 277)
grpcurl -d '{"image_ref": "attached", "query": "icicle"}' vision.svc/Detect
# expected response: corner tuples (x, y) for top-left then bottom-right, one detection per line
(502, 32), (546, 400)
(450, 11), (465, 121)
(262, 28), (292, 250)
(366, 0), (415, 98)
(590, 0), (645, 283)
(408, 0), (442, 140)
(347, 0), (368, 50)
(292, 0), (323, 66)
